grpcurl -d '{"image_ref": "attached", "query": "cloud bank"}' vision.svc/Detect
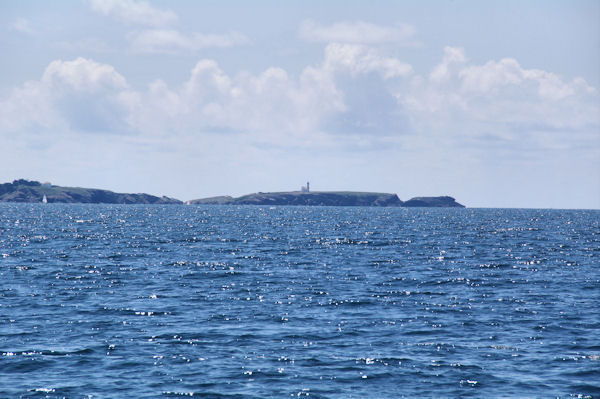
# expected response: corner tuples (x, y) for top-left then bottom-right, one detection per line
(2, 44), (596, 153)
(404, 47), (598, 150)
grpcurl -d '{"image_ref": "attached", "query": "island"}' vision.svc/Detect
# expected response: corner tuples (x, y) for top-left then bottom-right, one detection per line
(187, 191), (465, 208)
(0, 179), (182, 204)
(402, 196), (464, 207)
(1, 179), (465, 207)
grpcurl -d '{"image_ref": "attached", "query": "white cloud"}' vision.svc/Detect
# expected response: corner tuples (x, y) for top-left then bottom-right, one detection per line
(89, 0), (177, 27)
(0, 58), (134, 134)
(299, 20), (416, 45)
(89, 1), (249, 54)
(402, 47), (600, 150)
(323, 43), (413, 79)
(459, 58), (587, 102)
(1, 80), (60, 133)
(128, 58), (345, 140)
(429, 46), (467, 83)
(127, 43), (413, 137)
(42, 58), (127, 92)
(2, 40), (412, 141)
(2, 46), (597, 156)
(10, 17), (35, 35)
(129, 29), (250, 53)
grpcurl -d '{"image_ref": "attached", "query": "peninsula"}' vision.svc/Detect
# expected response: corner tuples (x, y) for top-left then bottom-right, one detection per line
(188, 191), (465, 208)
(0, 179), (182, 204)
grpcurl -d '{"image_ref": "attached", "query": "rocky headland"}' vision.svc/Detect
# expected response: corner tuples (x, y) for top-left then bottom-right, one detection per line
(0, 179), (182, 204)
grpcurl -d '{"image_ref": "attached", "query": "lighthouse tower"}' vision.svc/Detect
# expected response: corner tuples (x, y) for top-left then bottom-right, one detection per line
(306, 181), (310, 192)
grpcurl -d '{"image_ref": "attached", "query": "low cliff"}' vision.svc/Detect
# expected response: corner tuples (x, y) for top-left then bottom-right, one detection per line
(0, 179), (182, 204)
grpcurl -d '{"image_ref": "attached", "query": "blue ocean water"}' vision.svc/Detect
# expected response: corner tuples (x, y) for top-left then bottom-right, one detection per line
(0, 204), (598, 398)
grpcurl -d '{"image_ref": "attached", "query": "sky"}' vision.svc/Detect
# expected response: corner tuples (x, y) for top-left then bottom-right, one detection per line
(1, 0), (599, 208)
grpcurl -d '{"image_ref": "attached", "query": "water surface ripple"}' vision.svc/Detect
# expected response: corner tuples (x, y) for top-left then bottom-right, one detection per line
(0, 205), (598, 398)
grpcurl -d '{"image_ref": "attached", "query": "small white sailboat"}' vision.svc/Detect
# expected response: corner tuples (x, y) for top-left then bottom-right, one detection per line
(42, 194), (48, 204)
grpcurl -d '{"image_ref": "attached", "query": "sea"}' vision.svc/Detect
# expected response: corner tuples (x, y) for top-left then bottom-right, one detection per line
(0, 204), (598, 398)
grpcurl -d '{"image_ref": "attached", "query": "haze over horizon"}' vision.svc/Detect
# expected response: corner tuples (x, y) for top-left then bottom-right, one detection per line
(1, 0), (599, 209)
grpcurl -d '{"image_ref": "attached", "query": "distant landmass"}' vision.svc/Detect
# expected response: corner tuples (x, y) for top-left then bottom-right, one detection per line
(0, 179), (182, 204)
(0, 180), (465, 207)
(188, 191), (465, 208)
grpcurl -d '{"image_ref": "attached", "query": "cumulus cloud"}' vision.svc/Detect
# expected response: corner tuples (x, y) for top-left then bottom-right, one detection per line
(128, 29), (250, 53)
(429, 46), (467, 83)
(299, 19), (416, 45)
(402, 47), (599, 149)
(458, 58), (589, 101)
(127, 43), (415, 137)
(129, 59), (346, 139)
(1, 46), (597, 155)
(323, 43), (412, 79)
(89, 0), (177, 27)
(42, 58), (127, 92)
(0, 58), (134, 134)
(1, 41), (415, 143)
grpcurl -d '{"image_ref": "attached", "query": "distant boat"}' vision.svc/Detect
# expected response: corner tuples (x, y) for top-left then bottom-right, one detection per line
(42, 194), (47, 204)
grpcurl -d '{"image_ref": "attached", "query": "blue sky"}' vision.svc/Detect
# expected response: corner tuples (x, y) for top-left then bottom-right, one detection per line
(1, 0), (599, 208)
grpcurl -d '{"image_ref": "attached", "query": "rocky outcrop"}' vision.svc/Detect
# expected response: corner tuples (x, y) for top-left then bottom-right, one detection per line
(402, 196), (465, 208)
(0, 180), (182, 204)
(187, 196), (235, 205)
